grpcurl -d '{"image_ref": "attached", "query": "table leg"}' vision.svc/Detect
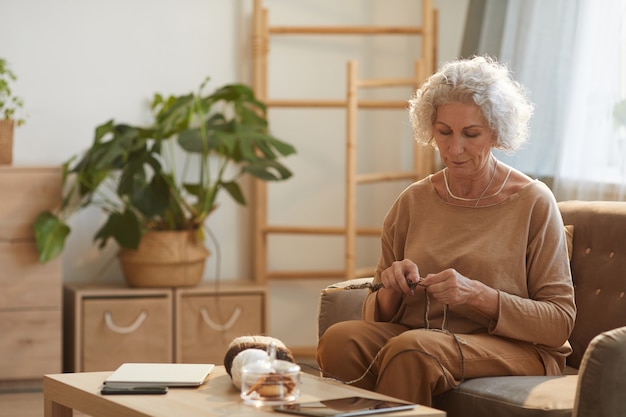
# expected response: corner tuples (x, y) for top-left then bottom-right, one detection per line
(44, 396), (73, 417)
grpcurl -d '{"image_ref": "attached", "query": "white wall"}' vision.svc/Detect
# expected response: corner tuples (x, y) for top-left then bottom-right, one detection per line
(1, 0), (468, 350)
(1, 0), (246, 284)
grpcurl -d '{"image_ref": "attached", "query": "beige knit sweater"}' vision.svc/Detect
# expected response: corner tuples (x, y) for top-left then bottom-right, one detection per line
(363, 176), (577, 373)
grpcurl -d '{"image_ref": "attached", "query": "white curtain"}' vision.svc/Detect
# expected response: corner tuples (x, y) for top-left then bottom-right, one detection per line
(492, 0), (626, 201)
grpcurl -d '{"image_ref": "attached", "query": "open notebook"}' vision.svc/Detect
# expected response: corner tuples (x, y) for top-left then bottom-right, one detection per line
(103, 363), (215, 388)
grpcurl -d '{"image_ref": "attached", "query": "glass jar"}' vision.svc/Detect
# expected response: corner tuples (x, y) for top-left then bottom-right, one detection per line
(240, 343), (301, 405)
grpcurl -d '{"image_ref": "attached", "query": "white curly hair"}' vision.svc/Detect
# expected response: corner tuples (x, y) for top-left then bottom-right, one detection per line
(409, 55), (534, 152)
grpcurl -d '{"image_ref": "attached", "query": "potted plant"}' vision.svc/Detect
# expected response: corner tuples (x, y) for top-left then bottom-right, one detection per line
(0, 58), (26, 165)
(34, 77), (295, 287)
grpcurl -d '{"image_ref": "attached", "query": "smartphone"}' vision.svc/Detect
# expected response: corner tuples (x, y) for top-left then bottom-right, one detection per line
(101, 385), (168, 395)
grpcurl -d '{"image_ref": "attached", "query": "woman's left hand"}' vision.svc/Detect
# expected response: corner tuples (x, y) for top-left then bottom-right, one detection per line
(421, 268), (499, 319)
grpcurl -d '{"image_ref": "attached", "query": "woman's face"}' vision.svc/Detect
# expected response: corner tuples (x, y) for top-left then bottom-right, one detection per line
(433, 102), (496, 177)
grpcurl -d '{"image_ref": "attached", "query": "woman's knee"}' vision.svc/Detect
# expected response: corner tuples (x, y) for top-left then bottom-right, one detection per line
(319, 321), (362, 349)
(318, 321), (363, 364)
(382, 329), (438, 354)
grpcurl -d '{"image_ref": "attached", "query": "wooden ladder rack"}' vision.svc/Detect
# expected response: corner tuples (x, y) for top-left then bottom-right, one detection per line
(251, 0), (438, 283)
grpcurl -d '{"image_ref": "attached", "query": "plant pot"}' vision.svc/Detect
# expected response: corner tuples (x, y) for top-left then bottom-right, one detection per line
(0, 119), (15, 165)
(118, 229), (210, 288)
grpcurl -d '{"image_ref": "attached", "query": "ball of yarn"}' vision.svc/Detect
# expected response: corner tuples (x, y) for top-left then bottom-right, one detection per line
(223, 335), (296, 390)
(230, 348), (268, 389)
(223, 335), (295, 377)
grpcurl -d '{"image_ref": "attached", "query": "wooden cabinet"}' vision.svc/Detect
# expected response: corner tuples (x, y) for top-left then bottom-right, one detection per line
(64, 282), (266, 372)
(0, 167), (62, 383)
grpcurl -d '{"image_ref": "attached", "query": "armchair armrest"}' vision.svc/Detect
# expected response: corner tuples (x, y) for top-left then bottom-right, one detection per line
(317, 277), (373, 340)
(574, 325), (626, 417)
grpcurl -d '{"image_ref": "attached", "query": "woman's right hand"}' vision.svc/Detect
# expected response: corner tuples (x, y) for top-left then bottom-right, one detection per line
(380, 259), (422, 296)
(375, 259), (422, 321)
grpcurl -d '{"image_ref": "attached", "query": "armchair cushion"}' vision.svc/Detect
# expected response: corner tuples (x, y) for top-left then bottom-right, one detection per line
(433, 375), (577, 417)
(573, 326), (626, 417)
(317, 277), (372, 340)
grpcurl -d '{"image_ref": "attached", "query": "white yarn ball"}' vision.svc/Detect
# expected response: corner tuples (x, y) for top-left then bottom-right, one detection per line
(230, 348), (268, 389)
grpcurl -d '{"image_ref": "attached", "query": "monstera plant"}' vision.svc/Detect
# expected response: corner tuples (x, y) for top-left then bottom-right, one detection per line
(34, 78), (295, 286)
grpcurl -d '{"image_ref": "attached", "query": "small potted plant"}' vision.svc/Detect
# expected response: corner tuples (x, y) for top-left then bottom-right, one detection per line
(0, 58), (26, 165)
(34, 77), (295, 287)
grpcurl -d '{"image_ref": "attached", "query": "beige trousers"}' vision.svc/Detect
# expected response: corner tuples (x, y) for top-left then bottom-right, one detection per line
(316, 320), (546, 406)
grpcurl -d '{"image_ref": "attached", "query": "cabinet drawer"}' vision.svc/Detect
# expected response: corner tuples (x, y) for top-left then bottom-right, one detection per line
(0, 240), (61, 309)
(0, 166), (61, 240)
(0, 309), (61, 379)
(81, 296), (172, 372)
(177, 293), (265, 364)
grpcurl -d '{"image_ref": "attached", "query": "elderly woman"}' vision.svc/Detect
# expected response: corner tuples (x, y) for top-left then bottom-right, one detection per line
(316, 56), (576, 406)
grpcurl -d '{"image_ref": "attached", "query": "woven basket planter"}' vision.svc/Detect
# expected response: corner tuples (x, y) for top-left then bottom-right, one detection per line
(118, 229), (210, 288)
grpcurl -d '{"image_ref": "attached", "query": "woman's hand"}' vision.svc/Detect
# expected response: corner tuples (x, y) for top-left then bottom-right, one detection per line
(421, 268), (499, 320)
(380, 259), (423, 296)
(375, 259), (424, 321)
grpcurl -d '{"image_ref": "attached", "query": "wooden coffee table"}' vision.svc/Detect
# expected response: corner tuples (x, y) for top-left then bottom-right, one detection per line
(43, 366), (445, 417)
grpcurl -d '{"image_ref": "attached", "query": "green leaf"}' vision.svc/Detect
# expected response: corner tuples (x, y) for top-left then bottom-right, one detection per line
(238, 103), (267, 125)
(243, 159), (293, 181)
(131, 171), (172, 218)
(252, 133), (279, 160)
(268, 137), (297, 157)
(178, 128), (210, 154)
(94, 209), (142, 250)
(177, 114), (232, 155)
(153, 93), (195, 137)
(222, 180), (246, 205)
(33, 211), (71, 262)
(94, 120), (116, 143)
(236, 131), (257, 161)
(118, 157), (147, 197)
(211, 84), (254, 102)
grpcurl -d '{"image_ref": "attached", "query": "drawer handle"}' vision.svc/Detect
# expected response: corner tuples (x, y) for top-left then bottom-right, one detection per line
(199, 306), (242, 331)
(104, 310), (148, 334)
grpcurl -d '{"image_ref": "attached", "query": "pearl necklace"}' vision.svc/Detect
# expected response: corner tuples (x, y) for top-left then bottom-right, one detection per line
(443, 164), (512, 207)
